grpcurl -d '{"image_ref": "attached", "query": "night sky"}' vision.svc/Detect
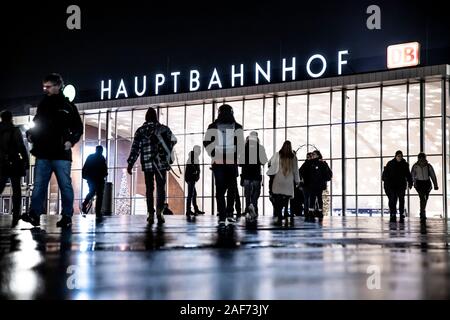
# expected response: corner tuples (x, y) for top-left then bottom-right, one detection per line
(0, 0), (449, 106)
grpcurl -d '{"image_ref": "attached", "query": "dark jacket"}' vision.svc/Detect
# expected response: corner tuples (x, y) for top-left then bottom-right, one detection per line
(185, 151), (200, 182)
(0, 122), (29, 177)
(26, 93), (83, 161)
(82, 153), (108, 182)
(127, 121), (177, 172)
(382, 158), (413, 190)
(203, 119), (244, 166)
(240, 138), (268, 181)
(300, 158), (332, 191)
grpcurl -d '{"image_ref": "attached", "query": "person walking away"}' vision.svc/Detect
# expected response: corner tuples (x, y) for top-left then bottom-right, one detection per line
(22, 73), (83, 228)
(0, 110), (29, 227)
(240, 131), (268, 223)
(127, 107), (177, 225)
(185, 145), (205, 217)
(81, 145), (108, 216)
(203, 104), (244, 227)
(411, 152), (438, 222)
(382, 150), (412, 223)
(267, 141), (300, 226)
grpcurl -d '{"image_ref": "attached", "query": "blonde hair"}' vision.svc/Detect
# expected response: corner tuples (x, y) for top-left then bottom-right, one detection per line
(279, 141), (294, 176)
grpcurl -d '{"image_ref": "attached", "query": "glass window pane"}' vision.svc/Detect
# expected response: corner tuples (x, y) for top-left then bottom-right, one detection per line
(99, 112), (107, 140)
(286, 127), (307, 156)
(346, 196), (356, 215)
(264, 97), (274, 129)
(275, 96), (286, 128)
(84, 112), (100, 141)
(186, 104), (204, 134)
(275, 128), (285, 153)
(244, 99), (264, 130)
(167, 106), (185, 135)
(309, 92), (330, 125)
(264, 129), (274, 160)
(425, 118), (442, 155)
(116, 139), (133, 168)
(345, 124), (356, 158)
(331, 91), (342, 124)
(332, 196), (342, 216)
(345, 159), (356, 195)
(287, 95), (307, 127)
(331, 160), (342, 195)
(357, 158), (381, 195)
(382, 120), (407, 157)
(158, 107), (168, 126)
(357, 88), (380, 121)
(132, 109), (147, 133)
(425, 82), (442, 117)
(358, 196), (381, 215)
(331, 125), (342, 158)
(357, 122), (380, 157)
(382, 85), (407, 120)
(345, 90), (356, 122)
(426, 156), (443, 196)
(408, 83), (420, 118)
(408, 119), (421, 156)
(424, 195), (443, 218)
(204, 103), (213, 132)
(309, 125), (330, 159)
(204, 165), (213, 197)
(116, 111), (132, 139)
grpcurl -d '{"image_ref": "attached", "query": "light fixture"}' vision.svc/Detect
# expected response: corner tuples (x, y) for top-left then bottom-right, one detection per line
(63, 84), (76, 102)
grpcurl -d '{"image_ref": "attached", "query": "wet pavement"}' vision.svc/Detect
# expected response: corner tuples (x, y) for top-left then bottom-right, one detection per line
(0, 214), (449, 300)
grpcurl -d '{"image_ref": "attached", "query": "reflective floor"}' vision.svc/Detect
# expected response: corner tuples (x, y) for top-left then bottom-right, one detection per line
(0, 214), (449, 300)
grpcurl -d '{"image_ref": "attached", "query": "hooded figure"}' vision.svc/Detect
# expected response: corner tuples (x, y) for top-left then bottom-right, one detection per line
(411, 152), (438, 221)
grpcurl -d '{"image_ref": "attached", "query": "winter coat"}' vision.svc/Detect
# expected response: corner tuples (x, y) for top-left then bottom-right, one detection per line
(411, 160), (438, 188)
(185, 151), (200, 182)
(203, 119), (244, 165)
(240, 138), (268, 181)
(300, 158), (332, 192)
(0, 122), (29, 177)
(26, 93), (83, 161)
(267, 152), (300, 198)
(127, 121), (177, 172)
(382, 158), (412, 191)
(82, 153), (108, 182)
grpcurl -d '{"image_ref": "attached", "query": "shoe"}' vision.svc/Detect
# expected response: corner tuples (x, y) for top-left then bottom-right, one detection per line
(399, 214), (405, 222)
(157, 208), (165, 225)
(21, 212), (40, 227)
(56, 216), (72, 228)
(227, 217), (236, 224)
(186, 210), (194, 217)
(147, 213), (155, 225)
(194, 210), (205, 215)
(389, 214), (397, 223)
(316, 211), (324, 222)
(218, 220), (226, 228)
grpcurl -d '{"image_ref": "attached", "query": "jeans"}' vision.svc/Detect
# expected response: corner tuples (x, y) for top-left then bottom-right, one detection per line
(82, 179), (105, 215)
(30, 159), (74, 217)
(186, 181), (199, 212)
(243, 179), (261, 215)
(144, 170), (167, 214)
(415, 180), (432, 215)
(0, 174), (22, 216)
(273, 194), (290, 219)
(385, 187), (406, 215)
(230, 183), (241, 214)
(212, 164), (238, 221)
(308, 190), (323, 213)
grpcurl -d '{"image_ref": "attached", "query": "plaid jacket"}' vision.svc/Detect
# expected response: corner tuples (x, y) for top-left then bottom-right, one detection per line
(127, 122), (177, 172)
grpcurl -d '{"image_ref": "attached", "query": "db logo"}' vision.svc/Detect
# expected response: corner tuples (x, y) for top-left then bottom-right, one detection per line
(387, 42), (420, 69)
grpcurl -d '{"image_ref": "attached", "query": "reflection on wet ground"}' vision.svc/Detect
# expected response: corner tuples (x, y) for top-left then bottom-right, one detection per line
(0, 215), (449, 299)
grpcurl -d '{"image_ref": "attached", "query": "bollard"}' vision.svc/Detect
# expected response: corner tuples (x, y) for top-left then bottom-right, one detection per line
(101, 182), (113, 215)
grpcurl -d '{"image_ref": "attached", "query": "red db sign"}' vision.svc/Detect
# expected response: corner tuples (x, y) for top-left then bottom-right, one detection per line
(387, 42), (420, 69)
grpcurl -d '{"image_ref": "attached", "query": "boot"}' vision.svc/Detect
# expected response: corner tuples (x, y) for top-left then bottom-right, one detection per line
(157, 207), (165, 225)
(56, 215), (72, 228)
(147, 212), (155, 225)
(389, 213), (397, 223)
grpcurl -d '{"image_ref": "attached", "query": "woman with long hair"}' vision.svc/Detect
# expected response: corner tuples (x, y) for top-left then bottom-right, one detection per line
(267, 141), (300, 225)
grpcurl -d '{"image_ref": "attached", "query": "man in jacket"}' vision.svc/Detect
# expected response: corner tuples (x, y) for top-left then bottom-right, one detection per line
(203, 104), (244, 227)
(382, 150), (413, 222)
(0, 110), (29, 226)
(127, 107), (177, 225)
(21, 73), (83, 228)
(411, 152), (438, 221)
(185, 145), (205, 217)
(81, 145), (108, 216)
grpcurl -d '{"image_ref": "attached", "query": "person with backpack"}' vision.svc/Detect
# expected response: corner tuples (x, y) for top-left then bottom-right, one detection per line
(0, 110), (29, 227)
(127, 107), (177, 225)
(81, 145), (108, 216)
(185, 145), (205, 217)
(300, 150), (332, 222)
(411, 152), (438, 221)
(267, 141), (300, 226)
(203, 104), (244, 227)
(382, 150), (413, 223)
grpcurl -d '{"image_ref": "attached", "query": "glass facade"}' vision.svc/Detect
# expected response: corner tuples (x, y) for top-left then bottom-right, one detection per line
(1, 78), (448, 219)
